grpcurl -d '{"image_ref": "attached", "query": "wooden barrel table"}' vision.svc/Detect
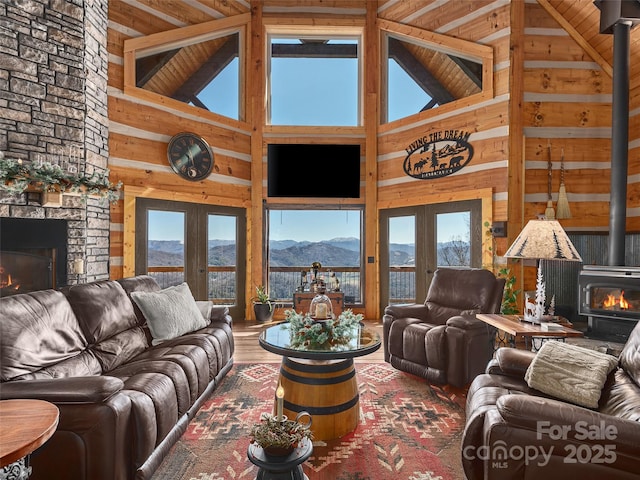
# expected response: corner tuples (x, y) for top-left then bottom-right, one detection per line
(258, 320), (381, 441)
(279, 357), (359, 440)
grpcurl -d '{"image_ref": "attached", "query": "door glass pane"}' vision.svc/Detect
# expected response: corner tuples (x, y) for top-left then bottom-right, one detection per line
(436, 211), (470, 267)
(147, 210), (185, 287)
(388, 216), (415, 304)
(208, 214), (237, 305)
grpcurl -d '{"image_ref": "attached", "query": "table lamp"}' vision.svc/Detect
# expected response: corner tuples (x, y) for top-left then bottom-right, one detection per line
(504, 219), (582, 323)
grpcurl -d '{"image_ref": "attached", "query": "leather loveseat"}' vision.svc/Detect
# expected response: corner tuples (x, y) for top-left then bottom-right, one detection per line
(462, 321), (640, 480)
(383, 268), (505, 388)
(0, 275), (234, 480)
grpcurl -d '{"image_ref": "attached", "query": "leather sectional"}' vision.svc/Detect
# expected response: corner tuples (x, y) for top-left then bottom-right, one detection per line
(462, 321), (640, 479)
(0, 275), (234, 480)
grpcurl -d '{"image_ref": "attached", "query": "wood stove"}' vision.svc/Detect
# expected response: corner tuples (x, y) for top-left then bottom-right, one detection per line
(579, 265), (640, 341)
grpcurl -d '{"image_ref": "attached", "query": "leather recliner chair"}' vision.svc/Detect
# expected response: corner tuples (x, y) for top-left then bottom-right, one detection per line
(462, 320), (640, 480)
(382, 267), (505, 388)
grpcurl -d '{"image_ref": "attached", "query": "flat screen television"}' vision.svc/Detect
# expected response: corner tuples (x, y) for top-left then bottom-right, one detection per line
(267, 144), (361, 198)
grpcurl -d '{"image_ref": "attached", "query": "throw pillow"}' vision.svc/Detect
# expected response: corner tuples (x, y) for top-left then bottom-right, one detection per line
(524, 341), (618, 409)
(130, 283), (209, 345)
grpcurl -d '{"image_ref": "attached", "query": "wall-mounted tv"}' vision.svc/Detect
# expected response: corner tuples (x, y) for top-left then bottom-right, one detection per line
(267, 143), (361, 198)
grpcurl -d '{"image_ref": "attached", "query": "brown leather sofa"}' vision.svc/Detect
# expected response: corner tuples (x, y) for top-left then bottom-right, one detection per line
(462, 323), (640, 480)
(382, 268), (505, 388)
(0, 275), (234, 480)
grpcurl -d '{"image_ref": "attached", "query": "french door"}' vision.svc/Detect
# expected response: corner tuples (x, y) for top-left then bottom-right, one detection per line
(379, 199), (482, 311)
(135, 198), (246, 319)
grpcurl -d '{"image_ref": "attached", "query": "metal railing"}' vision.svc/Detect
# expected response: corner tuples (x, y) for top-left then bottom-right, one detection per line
(267, 266), (362, 305)
(388, 266), (416, 304)
(147, 266), (236, 305)
(147, 265), (365, 306)
(147, 265), (416, 306)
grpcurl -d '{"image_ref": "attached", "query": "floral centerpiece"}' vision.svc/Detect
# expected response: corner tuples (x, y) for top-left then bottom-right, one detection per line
(284, 309), (363, 350)
(249, 413), (313, 456)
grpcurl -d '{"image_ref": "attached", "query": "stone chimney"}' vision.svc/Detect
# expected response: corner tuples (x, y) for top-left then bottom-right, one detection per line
(0, 0), (111, 285)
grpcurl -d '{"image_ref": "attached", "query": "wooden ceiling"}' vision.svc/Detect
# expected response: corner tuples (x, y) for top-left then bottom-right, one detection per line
(122, 0), (640, 102)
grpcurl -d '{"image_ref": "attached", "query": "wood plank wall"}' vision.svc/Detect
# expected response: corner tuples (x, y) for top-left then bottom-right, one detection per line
(106, 0), (639, 319)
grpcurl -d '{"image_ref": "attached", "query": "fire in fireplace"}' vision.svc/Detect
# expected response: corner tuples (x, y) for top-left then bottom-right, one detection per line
(0, 251), (53, 296)
(0, 217), (68, 294)
(579, 265), (640, 341)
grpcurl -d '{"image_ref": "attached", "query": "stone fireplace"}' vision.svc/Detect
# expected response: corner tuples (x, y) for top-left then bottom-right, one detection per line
(0, 0), (111, 287)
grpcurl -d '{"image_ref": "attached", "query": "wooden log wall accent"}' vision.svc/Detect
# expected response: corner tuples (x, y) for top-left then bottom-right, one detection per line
(105, 0), (639, 317)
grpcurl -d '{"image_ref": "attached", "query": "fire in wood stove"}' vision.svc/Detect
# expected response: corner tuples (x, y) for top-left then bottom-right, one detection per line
(593, 287), (637, 312)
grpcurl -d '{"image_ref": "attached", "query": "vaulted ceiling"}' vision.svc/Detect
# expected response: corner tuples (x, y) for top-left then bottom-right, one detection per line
(120, 0), (640, 104)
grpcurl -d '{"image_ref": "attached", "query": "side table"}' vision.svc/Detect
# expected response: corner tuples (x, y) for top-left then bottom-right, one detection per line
(476, 314), (584, 352)
(0, 399), (59, 480)
(247, 438), (313, 480)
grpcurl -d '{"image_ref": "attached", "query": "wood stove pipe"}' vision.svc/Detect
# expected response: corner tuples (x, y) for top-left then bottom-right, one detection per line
(596, 0), (640, 265)
(609, 20), (631, 266)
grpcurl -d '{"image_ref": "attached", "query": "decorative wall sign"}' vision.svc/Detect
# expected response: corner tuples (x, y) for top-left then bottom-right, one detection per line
(403, 130), (473, 180)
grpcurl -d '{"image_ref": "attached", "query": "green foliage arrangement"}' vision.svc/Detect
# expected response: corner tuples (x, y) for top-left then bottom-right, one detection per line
(497, 267), (520, 314)
(249, 413), (313, 451)
(483, 221), (521, 315)
(284, 309), (363, 350)
(0, 153), (122, 203)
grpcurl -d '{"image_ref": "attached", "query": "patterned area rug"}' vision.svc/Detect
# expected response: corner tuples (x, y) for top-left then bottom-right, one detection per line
(152, 363), (466, 480)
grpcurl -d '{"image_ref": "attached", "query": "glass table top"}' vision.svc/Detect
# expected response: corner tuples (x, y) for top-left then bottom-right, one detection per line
(259, 321), (381, 360)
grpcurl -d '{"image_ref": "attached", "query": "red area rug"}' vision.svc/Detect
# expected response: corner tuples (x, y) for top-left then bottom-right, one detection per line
(152, 363), (466, 480)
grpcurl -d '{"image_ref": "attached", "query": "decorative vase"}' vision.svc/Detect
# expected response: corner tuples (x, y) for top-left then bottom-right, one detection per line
(253, 302), (273, 323)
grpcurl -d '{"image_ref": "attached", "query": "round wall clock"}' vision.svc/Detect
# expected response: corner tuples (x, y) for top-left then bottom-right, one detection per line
(167, 132), (214, 181)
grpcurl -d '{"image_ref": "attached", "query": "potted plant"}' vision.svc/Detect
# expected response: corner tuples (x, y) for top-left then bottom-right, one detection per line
(252, 285), (274, 323)
(249, 412), (313, 457)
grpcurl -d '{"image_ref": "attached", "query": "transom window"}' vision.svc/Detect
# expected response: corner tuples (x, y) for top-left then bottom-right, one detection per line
(267, 31), (362, 126)
(380, 20), (493, 124)
(124, 16), (248, 122)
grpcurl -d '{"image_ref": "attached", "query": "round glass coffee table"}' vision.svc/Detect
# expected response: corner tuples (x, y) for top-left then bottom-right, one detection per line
(259, 321), (381, 440)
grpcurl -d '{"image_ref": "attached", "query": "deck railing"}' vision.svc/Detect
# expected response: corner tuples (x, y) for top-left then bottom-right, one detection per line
(147, 265), (415, 306)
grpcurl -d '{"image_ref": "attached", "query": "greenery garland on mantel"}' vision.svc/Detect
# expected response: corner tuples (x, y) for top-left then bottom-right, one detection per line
(284, 309), (363, 350)
(0, 152), (122, 204)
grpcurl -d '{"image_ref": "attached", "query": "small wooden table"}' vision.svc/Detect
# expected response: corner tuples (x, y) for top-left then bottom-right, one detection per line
(0, 399), (59, 478)
(476, 314), (584, 352)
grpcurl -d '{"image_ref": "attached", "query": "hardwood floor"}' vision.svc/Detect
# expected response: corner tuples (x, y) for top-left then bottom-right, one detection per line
(231, 320), (385, 363)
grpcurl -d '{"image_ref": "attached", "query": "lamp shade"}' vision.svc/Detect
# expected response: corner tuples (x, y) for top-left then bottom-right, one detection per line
(504, 219), (583, 262)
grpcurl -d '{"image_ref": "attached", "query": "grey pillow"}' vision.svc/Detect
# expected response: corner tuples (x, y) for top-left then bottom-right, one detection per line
(131, 282), (208, 345)
(525, 341), (618, 409)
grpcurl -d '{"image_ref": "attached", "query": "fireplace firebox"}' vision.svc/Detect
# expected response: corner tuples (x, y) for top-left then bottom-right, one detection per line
(578, 265), (640, 341)
(0, 218), (68, 294)
(0, 251), (53, 296)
